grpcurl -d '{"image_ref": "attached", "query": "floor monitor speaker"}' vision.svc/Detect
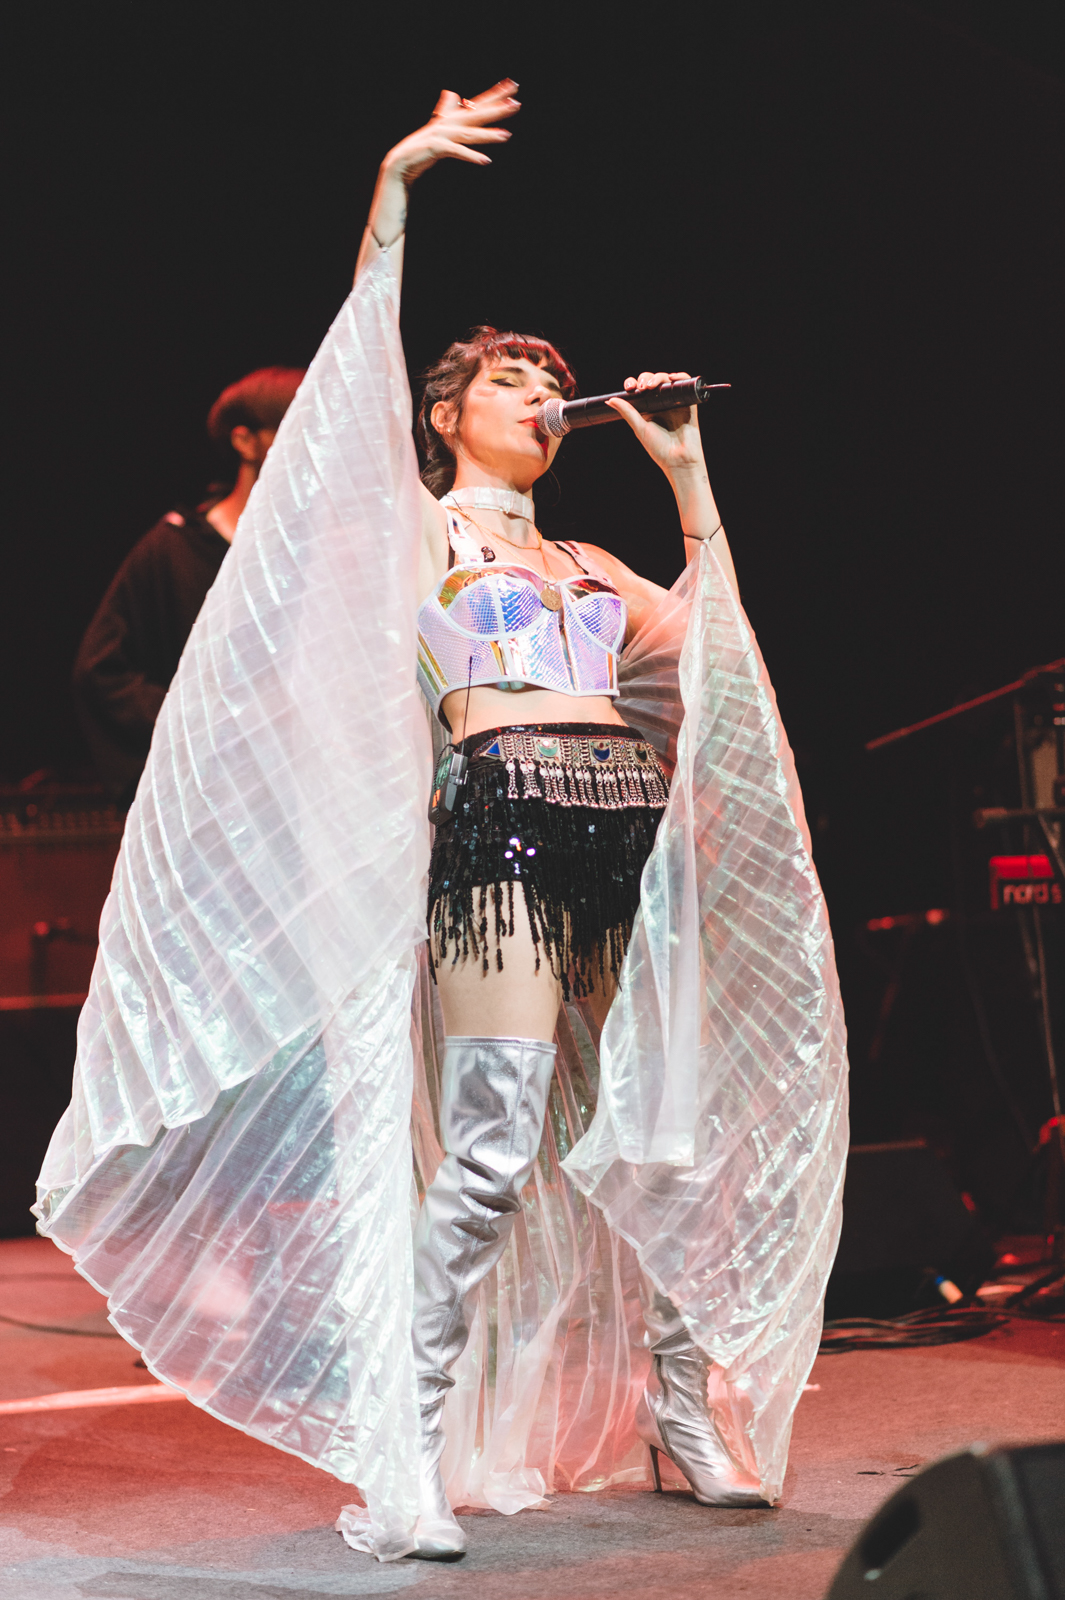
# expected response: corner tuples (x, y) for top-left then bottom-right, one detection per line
(826, 1443), (1065, 1599)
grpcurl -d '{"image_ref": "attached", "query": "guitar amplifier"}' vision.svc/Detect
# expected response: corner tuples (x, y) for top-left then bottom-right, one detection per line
(0, 785), (123, 1006)
(0, 785), (124, 1235)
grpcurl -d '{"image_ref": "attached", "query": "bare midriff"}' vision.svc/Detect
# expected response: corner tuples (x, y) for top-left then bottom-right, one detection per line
(440, 684), (628, 742)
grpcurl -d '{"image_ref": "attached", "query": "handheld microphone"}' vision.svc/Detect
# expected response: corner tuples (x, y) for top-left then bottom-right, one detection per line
(534, 376), (728, 439)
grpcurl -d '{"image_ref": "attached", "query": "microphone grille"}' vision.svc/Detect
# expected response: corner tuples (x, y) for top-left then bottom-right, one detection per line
(535, 399), (568, 438)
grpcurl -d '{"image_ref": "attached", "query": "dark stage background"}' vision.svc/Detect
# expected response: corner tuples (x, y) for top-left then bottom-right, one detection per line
(2, 2), (1064, 1226)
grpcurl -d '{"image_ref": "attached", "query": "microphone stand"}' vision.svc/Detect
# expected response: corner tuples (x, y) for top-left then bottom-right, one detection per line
(868, 659), (1065, 1264)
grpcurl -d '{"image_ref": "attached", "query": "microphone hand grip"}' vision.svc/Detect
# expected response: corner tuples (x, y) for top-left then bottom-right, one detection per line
(535, 377), (728, 438)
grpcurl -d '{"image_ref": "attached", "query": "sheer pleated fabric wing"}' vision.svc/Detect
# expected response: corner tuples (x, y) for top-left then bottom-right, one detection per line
(34, 253), (847, 1559)
(35, 258), (431, 1556)
(571, 545), (850, 1495)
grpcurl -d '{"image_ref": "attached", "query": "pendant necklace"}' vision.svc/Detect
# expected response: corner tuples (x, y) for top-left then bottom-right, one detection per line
(449, 504), (564, 612)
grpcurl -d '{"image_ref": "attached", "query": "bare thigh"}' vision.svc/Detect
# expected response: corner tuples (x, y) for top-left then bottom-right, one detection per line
(434, 884), (564, 1044)
(433, 885), (630, 1044)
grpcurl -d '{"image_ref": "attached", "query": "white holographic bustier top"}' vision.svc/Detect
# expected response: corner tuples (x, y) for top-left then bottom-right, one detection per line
(417, 513), (627, 719)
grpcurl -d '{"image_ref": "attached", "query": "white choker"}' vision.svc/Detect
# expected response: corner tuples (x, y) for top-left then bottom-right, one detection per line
(441, 487), (535, 521)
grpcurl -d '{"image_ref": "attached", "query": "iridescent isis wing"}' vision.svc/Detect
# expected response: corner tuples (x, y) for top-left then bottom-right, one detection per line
(567, 541), (849, 1501)
(35, 253), (431, 1560)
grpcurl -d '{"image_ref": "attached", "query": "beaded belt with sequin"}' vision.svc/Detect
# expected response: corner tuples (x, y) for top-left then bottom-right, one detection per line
(469, 727), (669, 810)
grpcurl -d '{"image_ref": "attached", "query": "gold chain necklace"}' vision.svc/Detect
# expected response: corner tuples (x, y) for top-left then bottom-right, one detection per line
(452, 507), (565, 610)
(454, 504), (544, 555)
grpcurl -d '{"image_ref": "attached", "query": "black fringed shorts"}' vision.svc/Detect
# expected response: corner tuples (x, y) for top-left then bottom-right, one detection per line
(427, 723), (669, 1000)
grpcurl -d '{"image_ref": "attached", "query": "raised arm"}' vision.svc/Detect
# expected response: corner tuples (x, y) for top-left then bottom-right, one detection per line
(609, 372), (738, 594)
(354, 82), (521, 289)
(353, 82), (521, 586)
(577, 371), (739, 633)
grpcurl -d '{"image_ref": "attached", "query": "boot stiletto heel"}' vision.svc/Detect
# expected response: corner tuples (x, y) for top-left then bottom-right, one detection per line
(635, 1348), (768, 1508)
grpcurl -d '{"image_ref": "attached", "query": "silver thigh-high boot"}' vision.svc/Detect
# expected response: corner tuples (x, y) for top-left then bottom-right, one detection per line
(635, 1283), (768, 1507)
(409, 1034), (557, 1559)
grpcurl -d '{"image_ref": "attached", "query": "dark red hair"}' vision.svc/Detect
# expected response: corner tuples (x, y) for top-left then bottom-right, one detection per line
(206, 366), (306, 449)
(417, 327), (577, 496)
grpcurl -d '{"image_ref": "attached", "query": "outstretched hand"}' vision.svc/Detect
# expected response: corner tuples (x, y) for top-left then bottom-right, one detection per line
(606, 373), (706, 477)
(357, 81), (520, 277)
(385, 81), (521, 186)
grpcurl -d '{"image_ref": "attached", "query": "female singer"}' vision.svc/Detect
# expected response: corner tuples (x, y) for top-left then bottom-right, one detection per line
(35, 81), (847, 1564)
(373, 82), (760, 1557)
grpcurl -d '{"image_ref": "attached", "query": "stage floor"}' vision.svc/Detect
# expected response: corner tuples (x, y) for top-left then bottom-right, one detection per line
(1, 1235), (1063, 1600)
